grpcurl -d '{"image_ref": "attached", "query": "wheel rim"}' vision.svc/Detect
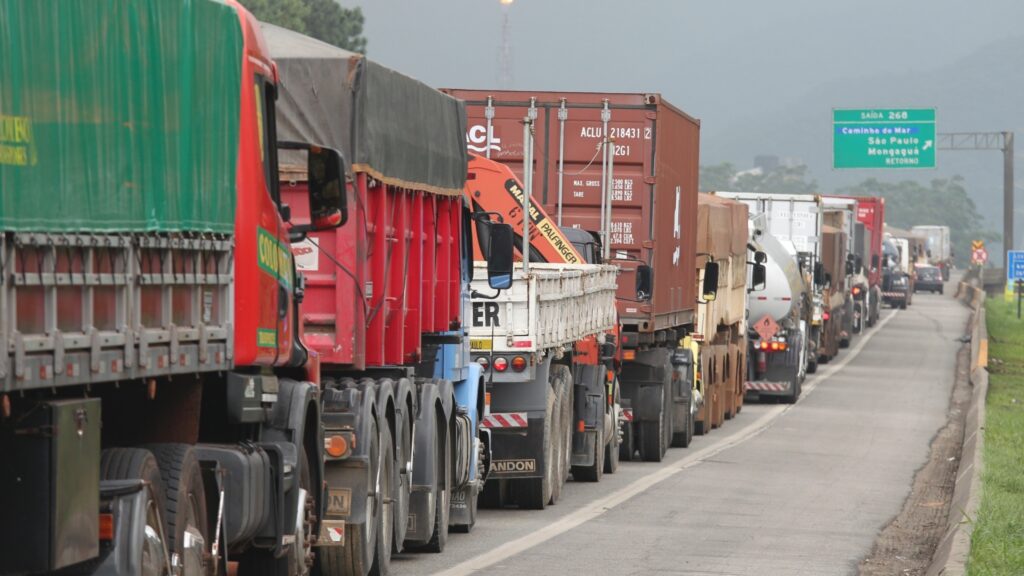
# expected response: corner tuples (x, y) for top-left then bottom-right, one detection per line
(380, 441), (393, 558)
(366, 425), (379, 554)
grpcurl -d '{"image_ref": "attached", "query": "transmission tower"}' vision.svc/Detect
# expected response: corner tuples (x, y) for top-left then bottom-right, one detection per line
(498, 0), (514, 89)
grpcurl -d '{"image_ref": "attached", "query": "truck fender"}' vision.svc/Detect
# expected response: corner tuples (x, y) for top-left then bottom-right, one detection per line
(320, 380), (380, 533)
(621, 348), (672, 422)
(406, 378), (453, 544)
(260, 378), (323, 556)
(453, 362), (485, 482)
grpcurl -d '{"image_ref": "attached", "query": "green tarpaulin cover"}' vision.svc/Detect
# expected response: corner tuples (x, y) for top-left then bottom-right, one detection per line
(0, 0), (244, 233)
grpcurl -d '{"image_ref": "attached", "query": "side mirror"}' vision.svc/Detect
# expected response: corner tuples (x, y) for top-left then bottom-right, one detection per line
(476, 218), (514, 290)
(636, 264), (653, 301)
(754, 251), (767, 264)
(845, 260), (854, 276)
(824, 272), (832, 288)
(813, 262), (825, 286)
(702, 261), (720, 302)
(279, 141), (347, 241)
(752, 263), (767, 290)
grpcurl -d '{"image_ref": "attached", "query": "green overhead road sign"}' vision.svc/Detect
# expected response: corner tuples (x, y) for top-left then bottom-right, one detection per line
(833, 108), (936, 169)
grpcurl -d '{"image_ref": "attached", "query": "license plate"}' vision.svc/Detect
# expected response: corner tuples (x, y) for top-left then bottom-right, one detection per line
(470, 339), (492, 351)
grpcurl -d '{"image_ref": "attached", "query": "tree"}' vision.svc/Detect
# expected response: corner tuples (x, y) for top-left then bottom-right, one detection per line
(837, 176), (998, 266)
(303, 0), (367, 54)
(698, 162), (818, 194)
(239, 0), (367, 53)
(699, 162), (736, 191)
(240, 0), (309, 32)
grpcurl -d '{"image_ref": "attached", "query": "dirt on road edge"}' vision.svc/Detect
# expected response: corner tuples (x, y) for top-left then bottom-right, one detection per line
(858, 316), (973, 576)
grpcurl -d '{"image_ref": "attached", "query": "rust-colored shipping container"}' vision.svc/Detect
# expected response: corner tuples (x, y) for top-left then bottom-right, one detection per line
(443, 90), (700, 341)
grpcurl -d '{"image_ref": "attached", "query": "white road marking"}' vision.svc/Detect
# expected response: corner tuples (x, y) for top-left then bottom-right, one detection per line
(435, 310), (899, 576)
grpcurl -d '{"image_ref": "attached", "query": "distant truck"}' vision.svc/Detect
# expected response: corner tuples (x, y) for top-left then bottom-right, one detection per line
(910, 225), (953, 280)
(854, 197), (886, 327)
(740, 213), (807, 403)
(715, 192), (829, 375)
(880, 235), (912, 309)
(446, 90), (717, 463)
(821, 197), (859, 347)
(694, 194), (751, 433)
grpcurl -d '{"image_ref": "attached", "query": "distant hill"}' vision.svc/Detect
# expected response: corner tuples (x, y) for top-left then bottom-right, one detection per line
(703, 34), (1024, 255)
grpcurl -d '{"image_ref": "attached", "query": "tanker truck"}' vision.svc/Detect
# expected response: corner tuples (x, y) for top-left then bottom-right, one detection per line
(742, 215), (811, 402)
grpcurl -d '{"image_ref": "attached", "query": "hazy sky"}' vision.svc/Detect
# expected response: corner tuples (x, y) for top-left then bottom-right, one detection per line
(346, 1), (1024, 248)
(347, 0), (1024, 160)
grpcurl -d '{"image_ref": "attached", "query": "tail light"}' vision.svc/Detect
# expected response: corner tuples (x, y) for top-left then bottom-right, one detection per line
(324, 433), (353, 459)
(475, 356), (490, 371)
(823, 311), (831, 321)
(851, 286), (862, 296)
(511, 356), (527, 372)
(493, 357), (509, 372)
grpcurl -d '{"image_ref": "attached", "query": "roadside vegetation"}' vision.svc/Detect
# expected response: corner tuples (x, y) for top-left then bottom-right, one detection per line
(968, 298), (1024, 574)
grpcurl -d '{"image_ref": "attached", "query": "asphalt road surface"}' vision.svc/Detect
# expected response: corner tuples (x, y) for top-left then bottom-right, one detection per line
(394, 284), (968, 576)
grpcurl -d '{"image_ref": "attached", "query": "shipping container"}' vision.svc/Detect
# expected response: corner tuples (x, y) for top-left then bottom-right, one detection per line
(442, 90), (700, 340)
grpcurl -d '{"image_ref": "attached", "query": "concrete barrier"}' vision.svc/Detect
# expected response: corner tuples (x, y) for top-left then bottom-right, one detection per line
(927, 287), (988, 575)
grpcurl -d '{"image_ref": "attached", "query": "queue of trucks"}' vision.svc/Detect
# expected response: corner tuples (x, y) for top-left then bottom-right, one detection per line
(0, 2), (929, 576)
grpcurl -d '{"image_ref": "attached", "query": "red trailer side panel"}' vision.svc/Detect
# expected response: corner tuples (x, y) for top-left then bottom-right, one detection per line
(283, 176), (463, 370)
(853, 196), (885, 287)
(444, 90), (700, 335)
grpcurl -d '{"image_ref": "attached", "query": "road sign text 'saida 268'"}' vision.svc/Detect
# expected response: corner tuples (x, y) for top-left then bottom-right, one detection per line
(833, 108), (936, 169)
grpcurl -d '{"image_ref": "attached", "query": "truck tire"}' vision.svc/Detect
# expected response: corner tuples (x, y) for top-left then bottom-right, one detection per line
(321, 417), (380, 576)
(604, 379), (621, 474)
(806, 356), (818, 374)
(415, 415), (450, 553)
(371, 425), (394, 572)
(239, 448), (316, 576)
(144, 444), (209, 567)
(671, 385), (694, 449)
(618, 397), (635, 462)
(639, 379), (669, 462)
(900, 299), (908, 310)
(515, 387), (555, 510)
(782, 377), (801, 404)
(100, 448), (167, 570)
(549, 364), (572, 504)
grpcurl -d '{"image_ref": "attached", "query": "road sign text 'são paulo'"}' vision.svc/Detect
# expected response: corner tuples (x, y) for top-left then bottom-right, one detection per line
(833, 108), (936, 169)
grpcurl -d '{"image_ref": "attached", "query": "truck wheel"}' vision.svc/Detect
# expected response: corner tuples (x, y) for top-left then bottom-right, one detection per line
(782, 377), (801, 404)
(639, 385), (667, 462)
(515, 387), (555, 510)
(619, 420), (635, 462)
(144, 444), (209, 568)
(807, 357), (818, 374)
(604, 380), (621, 474)
(239, 448), (316, 576)
(417, 417), (450, 553)
(548, 365), (572, 504)
(370, 425), (394, 573)
(100, 449), (168, 572)
(321, 417), (380, 576)
(671, 387), (694, 448)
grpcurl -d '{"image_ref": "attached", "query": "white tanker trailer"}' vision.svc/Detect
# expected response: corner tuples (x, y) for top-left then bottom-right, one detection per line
(744, 214), (813, 403)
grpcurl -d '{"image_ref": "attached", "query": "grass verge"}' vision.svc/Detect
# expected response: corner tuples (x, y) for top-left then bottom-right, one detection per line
(967, 298), (1024, 574)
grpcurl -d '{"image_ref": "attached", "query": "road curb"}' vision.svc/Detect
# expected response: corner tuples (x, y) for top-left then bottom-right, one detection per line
(927, 285), (988, 576)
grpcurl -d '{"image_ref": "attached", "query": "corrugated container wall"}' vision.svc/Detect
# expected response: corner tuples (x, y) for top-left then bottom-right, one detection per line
(443, 90), (700, 336)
